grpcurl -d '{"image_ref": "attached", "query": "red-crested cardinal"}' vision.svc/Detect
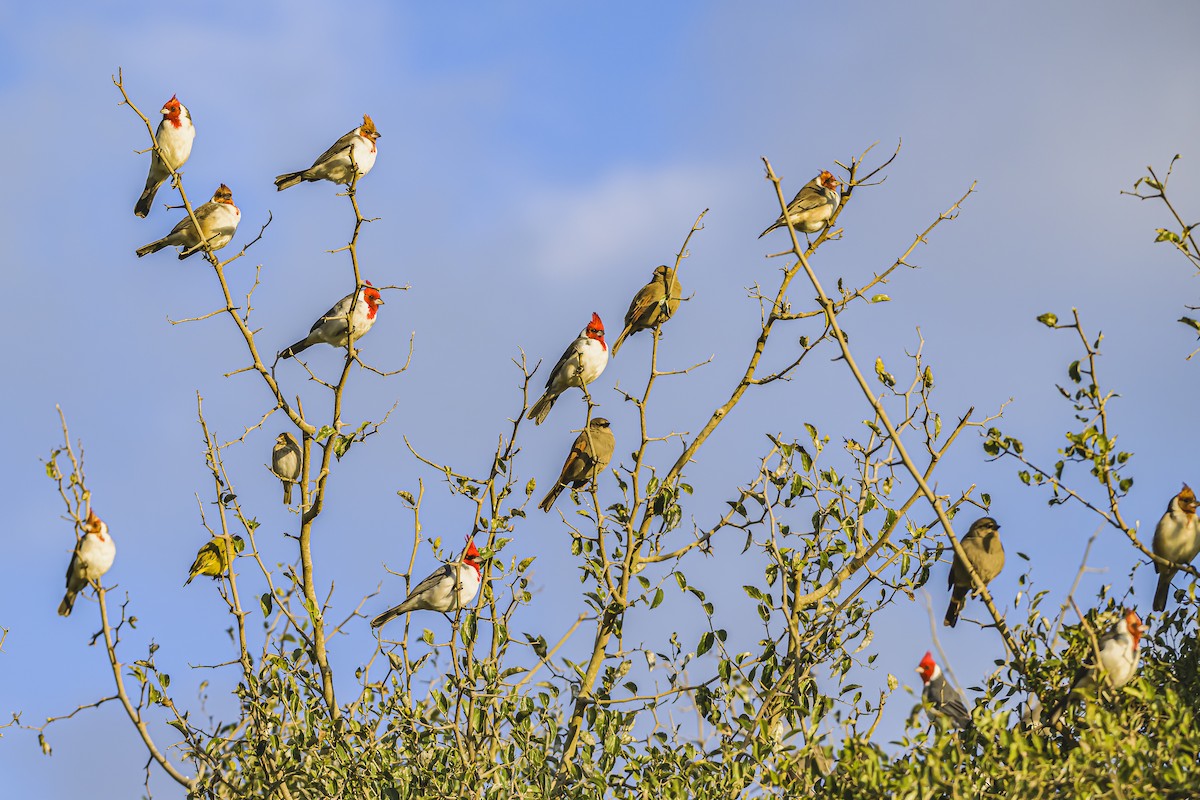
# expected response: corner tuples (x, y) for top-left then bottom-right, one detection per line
(278, 282), (384, 359)
(610, 266), (682, 357)
(944, 517), (1005, 627)
(135, 184), (240, 260)
(134, 95), (195, 218)
(759, 170), (841, 239)
(58, 509), (116, 617)
(274, 115), (380, 191)
(915, 651), (971, 730)
(1152, 484), (1200, 611)
(539, 418), (615, 512)
(1047, 609), (1146, 727)
(527, 312), (608, 425)
(370, 540), (483, 628)
(272, 432), (301, 505)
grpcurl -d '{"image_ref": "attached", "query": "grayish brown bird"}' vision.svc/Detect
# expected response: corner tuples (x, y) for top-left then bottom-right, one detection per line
(943, 516), (1005, 627)
(610, 266), (683, 357)
(538, 418), (615, 512)
(272, 432), (302, 505)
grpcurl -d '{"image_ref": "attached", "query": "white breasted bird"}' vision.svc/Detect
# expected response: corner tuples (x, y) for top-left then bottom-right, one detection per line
(1047, 609), (1146, 727)
(135, 184), (241, 260)
(759, 170), (841, 239)
(1152, 484), (1200, 612)
(279, 282), (384, 360)
(272, 432), (302, 505)
(915, 651), (971, 730)
(274, 115), (380, 191)
(371, 540), (483, 628)
(134, 94), (195, 218)
(527, 312), (608, 425)
(58, 509), (116, 617)
(944, 516), (1005, 627)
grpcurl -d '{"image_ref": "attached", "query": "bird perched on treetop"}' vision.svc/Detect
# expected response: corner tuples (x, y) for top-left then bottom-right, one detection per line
(944, 516), (1005, 627)
(134, 94), (195, 218)
(59, 509), (116, 617)
(914, 651), (971, 730)
(1046, 609), (1146, 728)
(185, 535), (244, 586)
(135, 184), (240, 260)
(371, 540), (483, 628)
(539, 418), (615, 512)
(1152, 484), (1200, 612)
(279, 282), (384, 360)
(610, 266), (682, 357)
(274, 115), (380, 191)
(272, 432), (302, 505)
(759, 170), (841, 239)
(527, 313), (608, 425)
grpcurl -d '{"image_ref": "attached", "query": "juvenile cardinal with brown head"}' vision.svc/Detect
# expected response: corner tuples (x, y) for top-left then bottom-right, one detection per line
(59, 509), (116, 617)
(527, 312), (608, 425)
(759, 169), (841, 239)
(1152, 484), (1200, 611)
(135, 184), (240, 259)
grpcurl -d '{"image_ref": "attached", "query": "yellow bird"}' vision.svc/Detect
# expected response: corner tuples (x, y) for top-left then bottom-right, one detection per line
(185, 535), (245, 586)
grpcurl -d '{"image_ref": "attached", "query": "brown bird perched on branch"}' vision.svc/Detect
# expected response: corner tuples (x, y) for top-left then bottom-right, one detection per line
(539, 418), (615, 512)
(610, 266), (682, 357)
(272, 432), (302, 505)
(1152, 484), (1200, 612)
(944, 516), (1004, 627)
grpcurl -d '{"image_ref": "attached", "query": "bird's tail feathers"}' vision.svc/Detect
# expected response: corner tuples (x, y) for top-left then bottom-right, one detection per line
(134, 184), (159, 218)
(370, 603), (411, 629)
(135, 239), (168, 258)
(610, 328), (631, 357)
(279, 338), (312, 360)
(527, 393), (554, 425)
(539, 484), (564, 513)
(943, 590), (965, 628)
(283, 483), (293, 505)
(274, 172), (305, 191)
(58, 591), (76, 617)
(1153, 570), (1174, 612)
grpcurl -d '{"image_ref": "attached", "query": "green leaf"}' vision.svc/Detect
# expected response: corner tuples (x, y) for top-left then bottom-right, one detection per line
(650, 587), (664, 609)
(870, 294), (891, 303)
(316, 425), (337, 441)
(260, 592), (273, 617)
(1036, 312), (1058, 327)
(333, 435), (352, 460)
(697, 631), (714, 657)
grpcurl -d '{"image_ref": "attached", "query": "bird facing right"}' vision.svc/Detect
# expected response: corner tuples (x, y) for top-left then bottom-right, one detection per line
(610, 266), (682, 357)
(272, 432), (302, 505)
(526, 312), (608, 425)
(539, 418), (615, 512)
(1046, 609), (1146, 727)
(274, 114), (380, 191)
(278, 282), (384, 360)
(134, 94), (195, 218)
(371, 540), (483, 629)
(185, 535), (244, 586)
(135, 184), (241, 260)
(943, 516), (1005, 627)
(1151, 483), (1200, 612)
(59, 509), (116, 617)
(759, 170), (841, 239)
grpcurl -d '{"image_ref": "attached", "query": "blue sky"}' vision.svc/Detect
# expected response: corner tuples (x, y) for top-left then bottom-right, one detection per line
(3, 2), (1200, 795)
